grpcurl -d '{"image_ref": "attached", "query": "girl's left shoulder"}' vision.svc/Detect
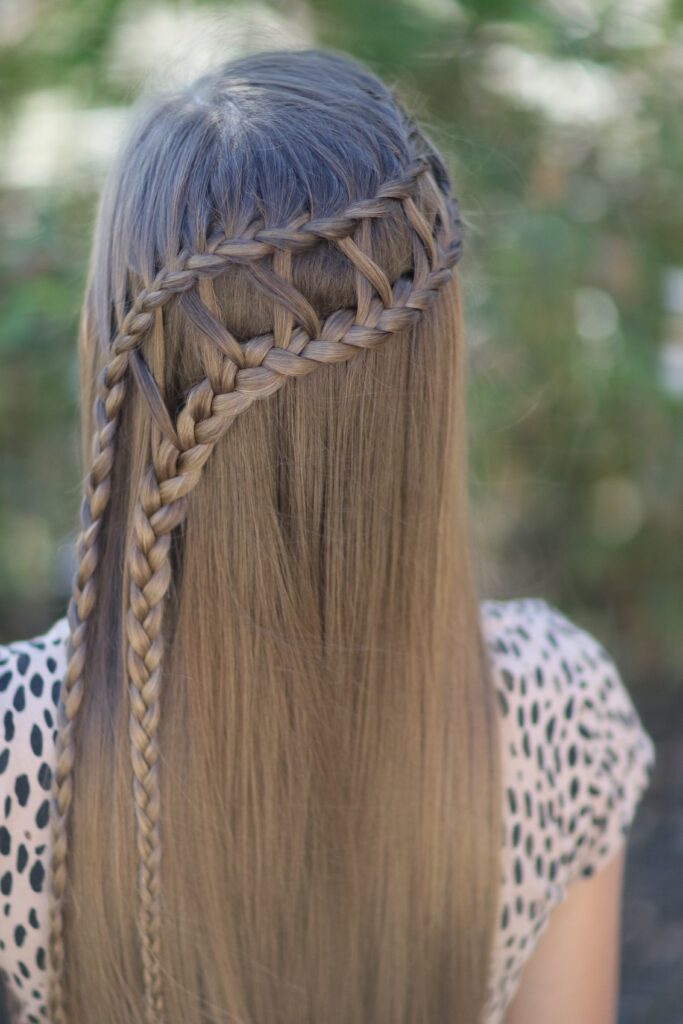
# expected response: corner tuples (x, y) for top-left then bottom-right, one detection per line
(479, 596), (657, 883)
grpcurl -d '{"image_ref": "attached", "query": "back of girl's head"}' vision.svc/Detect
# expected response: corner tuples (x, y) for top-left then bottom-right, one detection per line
(83, 48), (457, 402)
(51, 47), (500, 1024)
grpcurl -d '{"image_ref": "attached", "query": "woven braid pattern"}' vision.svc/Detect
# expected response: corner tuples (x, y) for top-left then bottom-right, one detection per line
(48, 156), (462, 1024)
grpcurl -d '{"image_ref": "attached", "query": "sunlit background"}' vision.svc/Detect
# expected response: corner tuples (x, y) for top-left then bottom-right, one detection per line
(0, 1), (681, 1019)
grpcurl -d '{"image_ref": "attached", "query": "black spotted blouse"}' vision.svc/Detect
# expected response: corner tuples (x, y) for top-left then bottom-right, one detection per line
(0, 598), (656, 1023)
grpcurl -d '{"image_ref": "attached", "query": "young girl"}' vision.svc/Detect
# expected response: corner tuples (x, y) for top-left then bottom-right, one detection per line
(0, 49), (655, 1024)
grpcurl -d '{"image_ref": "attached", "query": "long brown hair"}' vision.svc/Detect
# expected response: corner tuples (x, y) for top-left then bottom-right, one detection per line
(49, 48), (501, 1024)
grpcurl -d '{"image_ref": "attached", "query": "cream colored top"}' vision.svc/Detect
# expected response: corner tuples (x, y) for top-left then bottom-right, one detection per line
(480, 597), (655, 1022)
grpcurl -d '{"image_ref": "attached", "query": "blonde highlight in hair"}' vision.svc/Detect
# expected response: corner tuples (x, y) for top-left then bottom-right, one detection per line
(49, 49), (501, 1024)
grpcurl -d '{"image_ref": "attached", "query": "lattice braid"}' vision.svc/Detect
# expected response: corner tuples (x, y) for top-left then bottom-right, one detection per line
(50, 158), (462, 1023)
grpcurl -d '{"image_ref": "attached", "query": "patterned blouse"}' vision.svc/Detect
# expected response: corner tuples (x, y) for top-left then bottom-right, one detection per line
(0, 597), (656, 1023)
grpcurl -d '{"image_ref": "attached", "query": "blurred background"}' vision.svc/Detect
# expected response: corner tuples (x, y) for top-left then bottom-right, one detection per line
(0, 0), (681, 1019)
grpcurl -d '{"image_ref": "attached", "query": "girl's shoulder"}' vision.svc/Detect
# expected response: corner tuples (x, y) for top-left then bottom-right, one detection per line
(0, 615), (68, 722)
(479, 595), (656, 883)
(0, 615), (69, 726)
(478, 596), (657, 1021)
(0, 617), (68, 1021)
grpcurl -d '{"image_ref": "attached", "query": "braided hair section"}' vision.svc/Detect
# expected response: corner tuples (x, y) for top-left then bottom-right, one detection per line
(50, 157), (464, 1023)
(47, 271), (197, 1024)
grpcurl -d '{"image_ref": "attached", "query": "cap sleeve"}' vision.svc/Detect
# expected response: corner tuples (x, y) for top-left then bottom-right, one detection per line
(546, 606), (657, 885)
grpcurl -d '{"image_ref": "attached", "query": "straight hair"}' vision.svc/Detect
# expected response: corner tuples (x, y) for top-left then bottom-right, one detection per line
(49, 48), (502, 1024)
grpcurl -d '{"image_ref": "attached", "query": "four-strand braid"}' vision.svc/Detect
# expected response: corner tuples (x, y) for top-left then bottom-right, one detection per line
(48, 156), (463, 1023)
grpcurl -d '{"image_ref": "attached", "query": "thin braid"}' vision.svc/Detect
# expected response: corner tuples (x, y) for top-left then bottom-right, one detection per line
(125, 364), (236, 1024)
(126, 438), (185, 1024)
(47, 266), (200, 1022)
(178, 160), (431, 272)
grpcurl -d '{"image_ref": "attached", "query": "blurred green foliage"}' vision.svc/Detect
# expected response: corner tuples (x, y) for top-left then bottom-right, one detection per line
(0, 0), (681, 687)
